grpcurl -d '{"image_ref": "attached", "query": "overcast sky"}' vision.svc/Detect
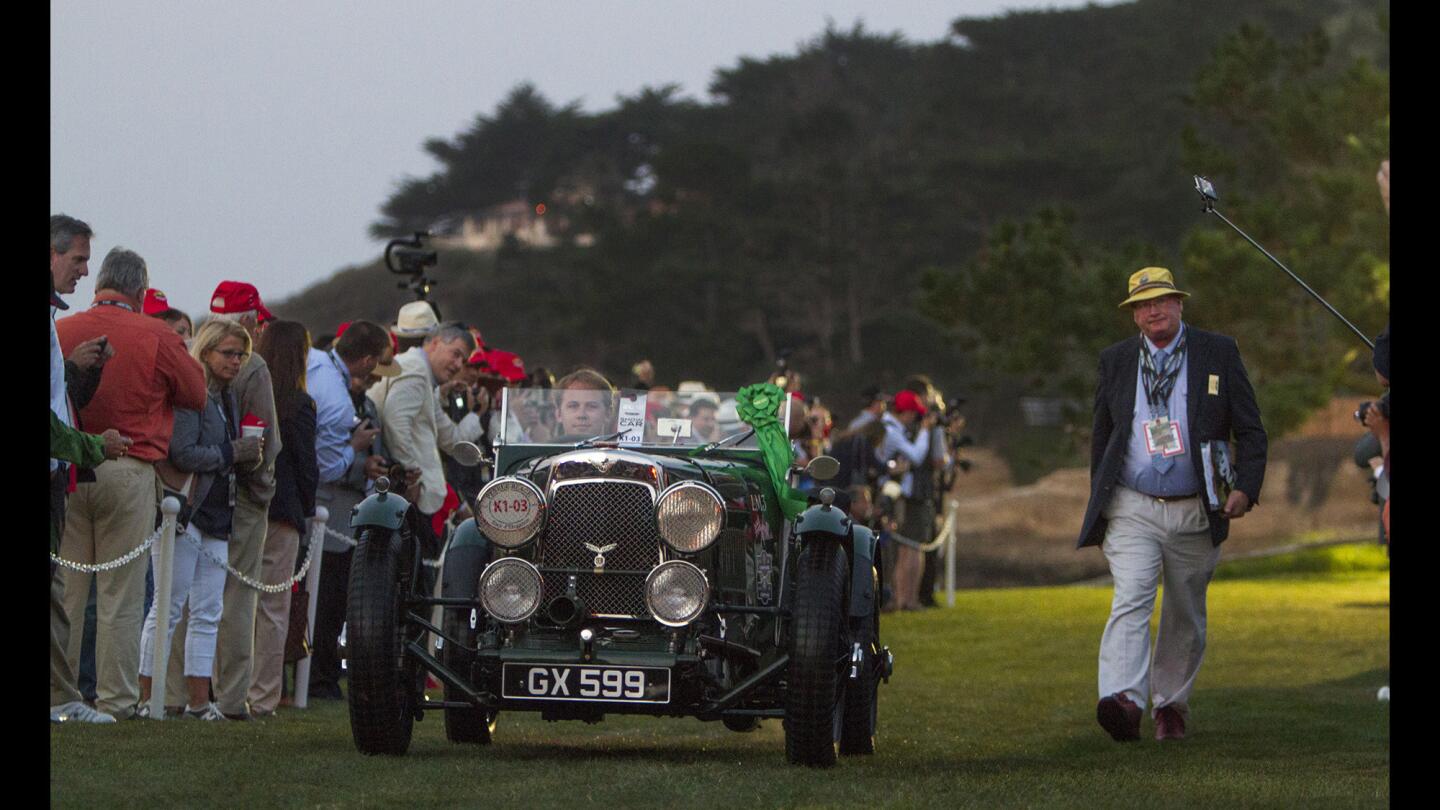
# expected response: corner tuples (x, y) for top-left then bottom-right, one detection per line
(52, 0), (1103, 319)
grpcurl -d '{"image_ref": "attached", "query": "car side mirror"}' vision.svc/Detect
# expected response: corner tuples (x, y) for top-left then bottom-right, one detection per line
(806, 455), (840, 482)
(450, 440), (487, 467)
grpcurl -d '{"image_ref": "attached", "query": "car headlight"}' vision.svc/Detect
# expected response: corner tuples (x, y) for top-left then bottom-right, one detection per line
(475, 476), (546, 548)
(655, 481), (724, 554)
(478, 558), (543, 623)
(644, 561), (710, 627)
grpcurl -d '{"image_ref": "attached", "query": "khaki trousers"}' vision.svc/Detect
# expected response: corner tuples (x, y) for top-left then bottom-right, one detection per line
(1098, 486), (1220, 720)
(214, 494), (270, 714)
(50, 565), (84, 707)
(248, 521), (300, 714)
(57, 456), (158, 716)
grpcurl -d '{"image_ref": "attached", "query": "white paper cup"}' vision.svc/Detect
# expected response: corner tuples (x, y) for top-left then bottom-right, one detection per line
(242, 425), (265, 439)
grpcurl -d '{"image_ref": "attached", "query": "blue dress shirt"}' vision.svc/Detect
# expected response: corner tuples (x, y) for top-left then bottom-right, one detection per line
(1122, 323), (1200, 497)
(307, 348), (357, 484)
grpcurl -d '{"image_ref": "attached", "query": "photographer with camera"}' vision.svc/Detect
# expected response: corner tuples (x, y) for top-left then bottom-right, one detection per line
(899, 376), (955, 609)
(1360, 337), (1390, 543)
(304, 319), (397, 700)
(440, 346), (524, 502)
(879, 389), (940, 611)
(1366, 160), (1390, 545)
(372, 324), (480, 559)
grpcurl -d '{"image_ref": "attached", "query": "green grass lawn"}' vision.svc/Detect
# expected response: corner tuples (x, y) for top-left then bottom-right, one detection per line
(50, 545), (1389, 809)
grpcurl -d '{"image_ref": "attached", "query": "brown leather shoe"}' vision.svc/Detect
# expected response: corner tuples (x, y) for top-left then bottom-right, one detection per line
(1154, 705), (1186, 740)
(1097, 693), (1141, 741)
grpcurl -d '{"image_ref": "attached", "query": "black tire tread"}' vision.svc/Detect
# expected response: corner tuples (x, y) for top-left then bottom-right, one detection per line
(346, 528), (415, 755)
(785, 542), (848, 767)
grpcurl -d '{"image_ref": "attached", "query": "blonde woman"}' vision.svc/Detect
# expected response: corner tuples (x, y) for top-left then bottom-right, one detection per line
(137, 320), (264, 719)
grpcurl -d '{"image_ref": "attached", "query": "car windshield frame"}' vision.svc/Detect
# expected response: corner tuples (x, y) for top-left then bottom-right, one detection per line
(495, 387), (790, 451)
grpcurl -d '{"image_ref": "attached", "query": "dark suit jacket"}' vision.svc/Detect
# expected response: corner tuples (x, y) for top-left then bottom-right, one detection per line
(1077, 325), (1267, 548)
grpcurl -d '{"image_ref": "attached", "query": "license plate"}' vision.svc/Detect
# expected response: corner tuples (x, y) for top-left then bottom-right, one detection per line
(501, 663), (670, 704)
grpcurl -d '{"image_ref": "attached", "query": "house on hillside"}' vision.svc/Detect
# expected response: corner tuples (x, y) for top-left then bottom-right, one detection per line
(432, 197), (596, 252)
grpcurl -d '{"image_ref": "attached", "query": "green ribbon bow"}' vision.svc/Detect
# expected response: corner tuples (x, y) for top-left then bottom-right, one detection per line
(735, 382), (809, 520)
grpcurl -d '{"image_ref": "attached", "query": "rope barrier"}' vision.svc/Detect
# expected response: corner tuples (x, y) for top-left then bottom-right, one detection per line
(185, 519), (327, 594)
(886, 502), (958, 553)
(320, 524), (442, 567)
(51, 526), (163, 573)
(321, 525), (358, 548)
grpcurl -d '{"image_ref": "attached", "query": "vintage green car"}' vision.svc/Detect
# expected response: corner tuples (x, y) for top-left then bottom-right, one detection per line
(344, 385), (892, 767)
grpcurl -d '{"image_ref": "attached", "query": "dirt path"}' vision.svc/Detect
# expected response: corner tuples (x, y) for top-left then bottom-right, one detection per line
(941, 436), (1381, 587)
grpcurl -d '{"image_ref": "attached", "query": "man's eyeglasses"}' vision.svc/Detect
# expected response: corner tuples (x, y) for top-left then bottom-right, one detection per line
(216, 349), (249, 360)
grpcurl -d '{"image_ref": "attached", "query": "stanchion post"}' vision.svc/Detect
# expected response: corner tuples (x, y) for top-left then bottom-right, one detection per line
(293, 506), (328, 709)
(945, 498), (958, 608)
(148, 497), (180, 720)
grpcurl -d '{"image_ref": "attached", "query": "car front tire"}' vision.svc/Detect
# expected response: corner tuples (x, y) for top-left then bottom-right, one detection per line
(346, 526), (418, 755)
(785, 541), (849, 767)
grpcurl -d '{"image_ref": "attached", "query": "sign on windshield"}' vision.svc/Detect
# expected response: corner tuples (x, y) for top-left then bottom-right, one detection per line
(497, 387), (791, 450)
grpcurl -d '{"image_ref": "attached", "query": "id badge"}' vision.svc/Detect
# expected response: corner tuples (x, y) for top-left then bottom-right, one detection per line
(1143, 417), (1184, 458)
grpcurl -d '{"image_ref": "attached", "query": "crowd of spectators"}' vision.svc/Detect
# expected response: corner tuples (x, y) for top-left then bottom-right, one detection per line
(779, 373), (972, 611)
(48, 210), (971, 724)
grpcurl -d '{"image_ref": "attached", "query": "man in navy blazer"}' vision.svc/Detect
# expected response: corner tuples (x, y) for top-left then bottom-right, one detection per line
(1079, 267), (1267, 743)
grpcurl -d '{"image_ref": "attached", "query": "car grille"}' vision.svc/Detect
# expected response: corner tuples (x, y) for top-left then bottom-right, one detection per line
(539, 480), (661, 618)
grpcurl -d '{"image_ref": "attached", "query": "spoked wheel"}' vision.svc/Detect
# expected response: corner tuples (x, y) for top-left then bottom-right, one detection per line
(785, 542), (850, 767)
(346, 526), (420, 755)
(439, 540), (497, 744)
(839, 566), (880, 756)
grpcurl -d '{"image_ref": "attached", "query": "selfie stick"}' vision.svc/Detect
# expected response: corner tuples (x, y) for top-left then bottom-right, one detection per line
(1193, 176), (1374, 350)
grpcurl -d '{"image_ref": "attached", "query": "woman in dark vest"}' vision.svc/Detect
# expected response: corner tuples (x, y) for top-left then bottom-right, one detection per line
(249, 320), (319, 716)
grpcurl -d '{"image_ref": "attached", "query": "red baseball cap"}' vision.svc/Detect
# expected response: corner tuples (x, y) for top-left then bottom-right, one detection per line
(142, 288), (172, 316)
(472, 348), (526, 383)
(893, 390), (928, 415)
(210, 280), (274, 322)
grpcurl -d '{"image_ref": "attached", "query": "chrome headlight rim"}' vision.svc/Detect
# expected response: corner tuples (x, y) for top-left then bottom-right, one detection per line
(478, 557), (543, 624)
(654, 481), (725, 555)
(643, 560), (711, 627)
(474, 475), (547, 548)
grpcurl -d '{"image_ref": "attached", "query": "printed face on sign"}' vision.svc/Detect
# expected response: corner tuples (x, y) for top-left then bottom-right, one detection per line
(1144, 417), (1185, 457)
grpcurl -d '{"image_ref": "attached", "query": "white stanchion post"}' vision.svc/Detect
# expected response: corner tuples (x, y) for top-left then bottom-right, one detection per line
(293, 506), (328, 709)
(945, 498), (958, 608)
(148, 497), (180, 720)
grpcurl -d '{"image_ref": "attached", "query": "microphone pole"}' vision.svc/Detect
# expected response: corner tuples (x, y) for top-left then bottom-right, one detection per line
(1193, 175), (1374, 350)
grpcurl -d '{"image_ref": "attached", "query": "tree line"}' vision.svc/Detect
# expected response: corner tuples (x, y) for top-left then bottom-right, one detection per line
(277, 0), (1388, 480)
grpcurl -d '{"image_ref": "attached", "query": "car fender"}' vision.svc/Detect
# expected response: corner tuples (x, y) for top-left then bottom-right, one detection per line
(794, 502), (850, 537)
(847, 524), (878, 620)
(441, 518), (493, 600)
(350, 490), (411, 531)
(795, 502), (874, 618)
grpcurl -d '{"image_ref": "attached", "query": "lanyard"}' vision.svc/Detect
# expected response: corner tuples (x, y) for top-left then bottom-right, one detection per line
(326, 349), (350, 386)
(1139, 332), (1186, 416)
(95, 299), (137, 312)
(328, 350), (367, 421)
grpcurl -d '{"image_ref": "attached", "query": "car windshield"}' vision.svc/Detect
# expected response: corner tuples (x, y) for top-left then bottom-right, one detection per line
(495, 387), (791, 450)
